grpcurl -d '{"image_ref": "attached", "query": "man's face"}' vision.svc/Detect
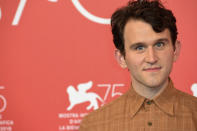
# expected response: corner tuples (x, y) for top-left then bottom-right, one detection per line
(116, 19), (180, 88)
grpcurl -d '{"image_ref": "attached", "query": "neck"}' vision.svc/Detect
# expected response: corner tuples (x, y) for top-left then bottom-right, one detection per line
(132, 79), (169, 100)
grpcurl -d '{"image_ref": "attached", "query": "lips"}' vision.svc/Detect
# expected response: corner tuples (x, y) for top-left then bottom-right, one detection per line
(143, 67), (162, 72)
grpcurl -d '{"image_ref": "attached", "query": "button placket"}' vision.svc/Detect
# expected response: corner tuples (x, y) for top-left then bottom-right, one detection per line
(144, 99), (152, 112)
(145, 100), (153, 127)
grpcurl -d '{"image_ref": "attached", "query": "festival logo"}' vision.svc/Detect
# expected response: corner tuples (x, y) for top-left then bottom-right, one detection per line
(67, 81), (103, 111)
(66, 81), (124, 111)
(0, 86), (6, 113)
(70, 0), (110, 24)
(191, 83), (197, 97)
(0, 0), (27, 26)
(2, 0), (110, 26)
(48, 0), (58, 2)
(58, 81), (125, 131)
(0, 86), (14, 131)
(12, 0), (27, 26)
(48, 0), (110, 24)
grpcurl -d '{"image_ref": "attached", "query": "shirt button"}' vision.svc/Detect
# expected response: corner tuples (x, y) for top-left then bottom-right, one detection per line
(147, 122), (152, 126)
(147, 101), (152, 105)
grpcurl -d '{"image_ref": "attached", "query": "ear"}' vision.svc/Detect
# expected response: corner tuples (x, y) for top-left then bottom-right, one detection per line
(115, 50), (127, 68)
(173, 40), (181, 62)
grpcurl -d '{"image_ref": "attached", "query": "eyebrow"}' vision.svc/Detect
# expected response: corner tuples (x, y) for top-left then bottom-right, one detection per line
(129, 38), (170, 49)
(129, 42), (145, 49)
(156, 38), (170, 43)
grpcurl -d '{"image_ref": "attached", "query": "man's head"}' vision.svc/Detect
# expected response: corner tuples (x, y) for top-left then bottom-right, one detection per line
(111, 0), (181, 89)
(111, 0), (178, 56)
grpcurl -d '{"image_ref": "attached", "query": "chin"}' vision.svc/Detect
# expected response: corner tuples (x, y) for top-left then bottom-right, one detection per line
(144, 78), (167, 88)
(146, 83), (162, 88)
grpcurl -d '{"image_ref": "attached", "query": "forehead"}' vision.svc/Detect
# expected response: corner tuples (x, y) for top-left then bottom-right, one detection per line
(123, 19), (171, 44)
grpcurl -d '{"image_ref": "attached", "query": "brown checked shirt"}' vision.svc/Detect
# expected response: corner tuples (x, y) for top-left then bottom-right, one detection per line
(79, 80), (197, 131)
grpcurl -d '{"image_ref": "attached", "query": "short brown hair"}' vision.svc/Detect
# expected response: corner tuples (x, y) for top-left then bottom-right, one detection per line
(111, 0), (178, 55)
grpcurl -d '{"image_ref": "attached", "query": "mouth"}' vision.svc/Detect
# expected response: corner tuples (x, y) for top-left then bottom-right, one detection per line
(143, 67), (162, 72)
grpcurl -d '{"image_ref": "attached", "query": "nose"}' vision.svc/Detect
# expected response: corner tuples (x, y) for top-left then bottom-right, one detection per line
(145, 47), (158, 64)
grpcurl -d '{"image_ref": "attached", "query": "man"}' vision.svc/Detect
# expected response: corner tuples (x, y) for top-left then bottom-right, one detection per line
(79, 0), (197, 130)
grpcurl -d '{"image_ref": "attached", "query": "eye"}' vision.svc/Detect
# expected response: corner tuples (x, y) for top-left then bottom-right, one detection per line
(135, 45), (145, 51)
(155, 42), (165, 49)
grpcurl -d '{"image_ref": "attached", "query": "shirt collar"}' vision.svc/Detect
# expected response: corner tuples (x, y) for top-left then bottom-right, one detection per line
(154, 79), (176, 116)
(127, 78), (176, 118)
(127, 85), (145, 118)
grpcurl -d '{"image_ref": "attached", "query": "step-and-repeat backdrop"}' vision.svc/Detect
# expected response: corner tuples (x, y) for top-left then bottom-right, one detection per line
(0, 0), (197, 131)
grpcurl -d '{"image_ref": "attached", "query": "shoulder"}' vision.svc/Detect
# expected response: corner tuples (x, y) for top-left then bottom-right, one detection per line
(80, 91), (130, 126)
(174, 88), (197, 111)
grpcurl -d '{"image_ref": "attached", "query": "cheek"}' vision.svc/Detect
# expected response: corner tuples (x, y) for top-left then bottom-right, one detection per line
(159, 51), (175, 67)
(125, 55), (143, 70)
